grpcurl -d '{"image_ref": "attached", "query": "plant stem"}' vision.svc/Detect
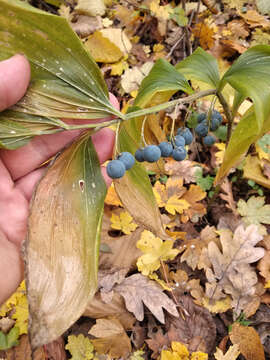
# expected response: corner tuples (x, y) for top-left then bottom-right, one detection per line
(216, 91), (233, 146)
(124, 89), (217, 120)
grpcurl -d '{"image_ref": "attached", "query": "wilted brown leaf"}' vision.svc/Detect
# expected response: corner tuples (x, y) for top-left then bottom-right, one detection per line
(204, 225), (265, 315)
(214, 345), (240, 360)
(180, 184), (207, 223)
(89, 318), (131, 358)
(164, 160), (200, 184)
(227, 20), (249, 39)
(229, 323), (265, 360)
(71, 15), (102, 37)
(243, 155), (270, 190)
(241, 9), (270, 28)
(113, 274), (178, 323)
(258, 251), (270, 282)
(219, 178), (238, 215)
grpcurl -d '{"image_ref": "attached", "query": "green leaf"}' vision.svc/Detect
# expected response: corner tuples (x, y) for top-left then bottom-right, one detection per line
(0, 327), (20, 350)
(195, 168), (214, 191)
(25, 134), (106, 349)
(220, 45), (270, 129)
(176, 47), (220, 88)
(0, 0), (122, 125)
(133, 58), (193, 108)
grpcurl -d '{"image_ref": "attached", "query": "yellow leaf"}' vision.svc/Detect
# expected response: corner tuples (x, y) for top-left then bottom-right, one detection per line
(265, 280), (270, 288)
(202, 296), (231, 314)
(256, 144), (270, 161)
(136, 230), (179, 276)
(149, 0), (171, 20)
(243, 155), (270, 190)
(11, 294), (28, 335)
(153, 43), (164, 52)
(191, 352), (208, 360)
(0, 281), (27, 323)
(105, 183), (123, 206)
(171, 341), (189, 359)
(215, 143), (226, 165)
(192, 23), (215, 50)
(110, 211), (138, 235)
(65, 334), (94, 360)
(84, 31), (123, 63)
(110, 59), (128, 76)
(165, 195), (190, 215)
(149, 272), (171, 291)
(161, 349), (182, 360)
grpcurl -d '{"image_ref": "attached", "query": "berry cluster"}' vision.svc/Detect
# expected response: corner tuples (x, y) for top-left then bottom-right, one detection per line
(195, 110), (222, 146)
(135, 127), (193, 163)
(106, 110), (222, 179)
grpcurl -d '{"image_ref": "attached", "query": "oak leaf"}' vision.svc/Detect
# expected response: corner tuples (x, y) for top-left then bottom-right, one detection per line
(65, 334), (94, 360)
(136, 230), (179, 276)
(237, 196), (270, 225)
(204, 225), (265, 315)
(214, 345), (240, 360)
(113, 274), (178, 323)
(89, 318), (131, 358)
(110, 211), (138, 235)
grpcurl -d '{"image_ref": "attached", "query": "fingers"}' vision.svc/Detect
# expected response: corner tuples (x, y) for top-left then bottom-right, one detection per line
(0, 55), (30, 111)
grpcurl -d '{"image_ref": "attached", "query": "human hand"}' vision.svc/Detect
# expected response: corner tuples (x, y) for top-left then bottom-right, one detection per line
(0, 55), (117, 304)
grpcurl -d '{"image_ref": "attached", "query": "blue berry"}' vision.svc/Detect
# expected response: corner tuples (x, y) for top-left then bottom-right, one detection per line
(197, 113), (206, 123)
(135, 148), (145, 162)
(172, 146), (187, 161)
(143, 145), (161, 162)
(212, 110), (222, 124)
(117, 152), (135, 170)
(158, 141), (173, 157)
(177, 127), (193, 145)
(174, 135), (185, 147)
(210, 117), (220, 131)
(195, 122), (208, 137)
(203, 135), (216, 146)
(106, 160), (126, 179)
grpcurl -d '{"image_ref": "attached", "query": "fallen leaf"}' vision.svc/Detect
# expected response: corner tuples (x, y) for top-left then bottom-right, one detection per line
(180, 185), (207, 223)
(219, 178), (238, 215)
(229, 323), (265, 360)
(104, 184), (123, 207)
(256, 0), (270, 15)
(237, 196), (270, 225)
(84, 31), (123, 63)
(214, 344), (240, 360)
(100, 28), (132, 55)
(121, 62), (154, 93)
(75, 0), (105, 16)
(71, 16), (102, 38)
(110, 211), (138, 235)
(192, 23), (215, 50)
(243, 155), (270, 190)
(114, 274), (178, 323)
(215, 143), (226, 166)
(258, 251), (270, 281)
(204, 225), (265, 315)
(89, 318), (131, 358)
(136, 230), (179, 276)
(241, 9), (270, 28)
(164, 160), (200, 184)
(65, 334), (94, 360)
(11, 295), (28, 335)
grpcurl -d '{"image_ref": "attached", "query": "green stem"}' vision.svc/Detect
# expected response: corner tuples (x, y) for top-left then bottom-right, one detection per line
(216, 91), (233, 146)
(124, 89), (217, 120)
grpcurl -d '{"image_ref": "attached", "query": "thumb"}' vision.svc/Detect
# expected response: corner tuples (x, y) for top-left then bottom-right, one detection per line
(0, 54), (31, 112)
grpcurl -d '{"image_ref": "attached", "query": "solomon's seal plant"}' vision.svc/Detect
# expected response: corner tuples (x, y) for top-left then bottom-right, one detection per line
(1, 0), (270, 350)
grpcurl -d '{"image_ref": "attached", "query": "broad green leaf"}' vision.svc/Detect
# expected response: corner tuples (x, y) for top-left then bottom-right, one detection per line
(220, 45), (270, 129)
(0, 327), (19, 350)
(25, 134), (106, 348)
(175, 47), (220, 88)
(215, 108), (259, 183)
(0, 0), (122, 124)
(133, 58), (193, 108)
(216, 46), (270, 182)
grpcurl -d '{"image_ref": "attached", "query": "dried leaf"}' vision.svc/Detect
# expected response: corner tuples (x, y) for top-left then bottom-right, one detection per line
(75, 0), (105, 16)
(204, 225), (265, 315)
(180, 185), (207, 223)
(164, 160), (200, 184)
(219, 178), (238, 215)
(104, 184), (123, 207)
(241, 9), (270, 28)
(114, 274), (178, 323)
(89, 318), (131, 358)
(237, 196), (270, 225)
(65, 334), (94, 360)
(243, 155), (270, 190)
(121, 62), (154, 93)
(229, 323), (265, 360)
(192, 23), (215, 50)
(136, 230), (179, 276)
(110, 211), (138, 235)
(258, 251), (270, 281)
(214, 345), (240, 360)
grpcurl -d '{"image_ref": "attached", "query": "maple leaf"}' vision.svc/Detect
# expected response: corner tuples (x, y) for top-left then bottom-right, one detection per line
(180, 184), (206, 223)
(237, 196), (270, 225)
(89, 318), (131, 358)
(204, 225), (265, 315)
(114, 274), (178, 323)
(214, 345), (240, 360)
(153, 177), (190, 215)
(65, 334), (94, 360)
(136, 230), (179, 276)
(110, 211), (138, 235)
(0, 281), (26, 317)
